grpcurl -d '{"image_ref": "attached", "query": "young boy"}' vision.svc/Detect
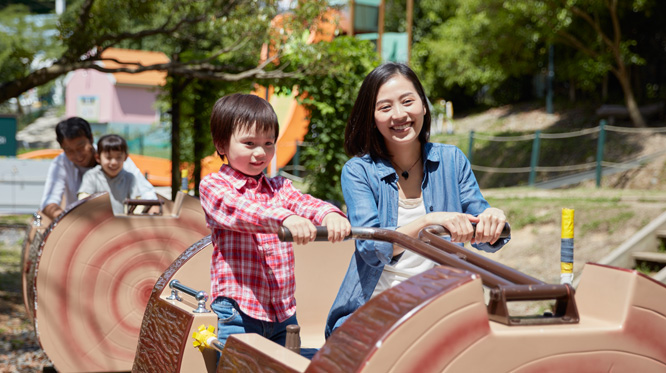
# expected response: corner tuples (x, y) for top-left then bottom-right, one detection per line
(199, 93), (351, 351)
(78, 134), (155, 214)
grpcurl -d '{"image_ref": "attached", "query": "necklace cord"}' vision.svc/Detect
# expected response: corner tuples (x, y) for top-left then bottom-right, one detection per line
(393, 156), (421, 180)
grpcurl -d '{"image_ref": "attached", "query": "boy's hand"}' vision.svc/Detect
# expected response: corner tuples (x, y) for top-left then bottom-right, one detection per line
(281, 215), (317, 245)
(147, 205), (161, 215)
(322, 213), (351, 243)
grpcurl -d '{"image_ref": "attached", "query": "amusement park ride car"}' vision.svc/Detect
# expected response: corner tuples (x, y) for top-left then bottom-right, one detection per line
(22, 194), (666, 372)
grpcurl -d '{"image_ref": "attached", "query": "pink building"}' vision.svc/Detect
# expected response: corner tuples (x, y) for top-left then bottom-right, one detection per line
(64, 48), (169, 136)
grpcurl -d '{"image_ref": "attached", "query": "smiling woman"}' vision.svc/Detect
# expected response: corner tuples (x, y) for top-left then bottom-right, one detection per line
(326, 62), (511, 337)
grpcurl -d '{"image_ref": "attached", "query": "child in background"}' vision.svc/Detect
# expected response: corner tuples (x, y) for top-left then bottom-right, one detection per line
(78, 134), (156, 214)
(199, 93), (351, 352)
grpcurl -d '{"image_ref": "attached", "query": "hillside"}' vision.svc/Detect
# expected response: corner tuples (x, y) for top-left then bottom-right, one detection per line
(439, 102), (666, 190)
(446, 102), (666, 284)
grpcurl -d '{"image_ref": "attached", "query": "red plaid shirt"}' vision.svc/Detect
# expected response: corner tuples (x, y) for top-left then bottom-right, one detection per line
(200, 165), (343, 322)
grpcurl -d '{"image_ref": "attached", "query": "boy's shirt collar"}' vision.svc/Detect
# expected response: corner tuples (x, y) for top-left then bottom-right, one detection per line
(220, 164), (273, 192)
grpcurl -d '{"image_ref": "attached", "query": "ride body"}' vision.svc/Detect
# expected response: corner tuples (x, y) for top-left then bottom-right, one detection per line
(325, 142), (511, 337)
(40, 148), (156, 211)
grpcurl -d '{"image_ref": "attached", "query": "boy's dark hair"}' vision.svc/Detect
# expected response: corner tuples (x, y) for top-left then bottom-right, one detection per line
(344, 62), (431, 160)
(97, 134), (128, 154)
(210, 93), (279, 159)
(55, 117), (94, 145)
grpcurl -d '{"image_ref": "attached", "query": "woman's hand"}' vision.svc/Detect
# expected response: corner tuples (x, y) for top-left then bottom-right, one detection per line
(281, 215), (317, 245)
(322, 213), (352, 243)
(425, 212), (476, 243)
(473, 207), (506, 245)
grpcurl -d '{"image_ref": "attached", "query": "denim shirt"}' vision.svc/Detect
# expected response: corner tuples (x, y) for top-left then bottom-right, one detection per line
(325, 142), (510, 337)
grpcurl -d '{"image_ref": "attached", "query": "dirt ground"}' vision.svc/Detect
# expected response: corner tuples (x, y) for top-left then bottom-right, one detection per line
(0, 226), (52, 373)
(453, 103), (666, 283)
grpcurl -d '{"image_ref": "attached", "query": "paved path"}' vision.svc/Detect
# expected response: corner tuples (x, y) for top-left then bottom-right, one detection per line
(15, 108), (63, 149)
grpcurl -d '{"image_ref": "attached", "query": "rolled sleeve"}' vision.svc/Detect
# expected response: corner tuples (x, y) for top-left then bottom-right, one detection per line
(40, 154), (68, 209)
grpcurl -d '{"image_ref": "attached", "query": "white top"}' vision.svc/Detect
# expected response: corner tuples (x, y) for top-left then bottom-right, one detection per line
(39, 148), (157, 210)
(372, 197), (437, 297)
(78, 165), (145, 214)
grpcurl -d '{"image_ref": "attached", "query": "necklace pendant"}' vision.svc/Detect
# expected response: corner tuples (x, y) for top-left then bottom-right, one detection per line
(401, 171), (409, 179)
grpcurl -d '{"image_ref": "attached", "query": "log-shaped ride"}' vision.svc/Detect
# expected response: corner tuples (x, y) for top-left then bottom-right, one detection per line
(21, 192), (209, 372)
(134, 225), (666, 372)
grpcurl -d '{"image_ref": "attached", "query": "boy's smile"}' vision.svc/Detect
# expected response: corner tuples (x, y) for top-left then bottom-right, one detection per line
(97, 150), (127, 178)
(223, 124), (276, 176)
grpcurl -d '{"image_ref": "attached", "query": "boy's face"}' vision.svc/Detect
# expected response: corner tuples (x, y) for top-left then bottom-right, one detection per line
(96, 150), (127, 178)
(221, 123), (276, 177)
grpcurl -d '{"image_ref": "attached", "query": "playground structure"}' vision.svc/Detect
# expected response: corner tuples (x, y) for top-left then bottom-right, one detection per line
(132, 225), (666, 372)
(21, 192), (210, 372)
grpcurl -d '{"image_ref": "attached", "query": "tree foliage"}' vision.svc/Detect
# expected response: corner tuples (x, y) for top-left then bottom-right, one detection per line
(0, 4), (61, 86)
(411, 0), (663, 127)
(0, 0), (332, 103)
(276, 36), (380, 203)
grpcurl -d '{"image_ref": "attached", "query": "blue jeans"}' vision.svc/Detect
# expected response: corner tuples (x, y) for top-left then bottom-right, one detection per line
(211, 297), (298, 349)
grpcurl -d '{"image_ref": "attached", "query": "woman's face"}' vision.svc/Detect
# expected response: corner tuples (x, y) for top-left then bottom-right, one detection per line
(373, 74), (426, 150)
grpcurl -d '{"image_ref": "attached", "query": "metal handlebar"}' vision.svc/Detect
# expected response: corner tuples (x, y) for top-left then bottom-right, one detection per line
(124, 199), (164, 215)
(167, 279), (211, 313)
(277, 222), (510, 243)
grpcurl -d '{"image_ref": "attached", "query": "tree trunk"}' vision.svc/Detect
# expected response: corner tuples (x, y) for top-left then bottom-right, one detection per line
(170, 81), (181, 201)
(613, 67), (646, 127)
(192, 85), (207, 197)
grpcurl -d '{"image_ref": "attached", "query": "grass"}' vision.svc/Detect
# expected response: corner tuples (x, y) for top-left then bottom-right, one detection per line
(0, 242), (23, 294)
(0, 215), (30, 294)
(485, 193), (635, 233)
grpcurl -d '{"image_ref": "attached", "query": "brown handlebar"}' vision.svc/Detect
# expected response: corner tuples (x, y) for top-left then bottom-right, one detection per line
(124, 199), (164, 215)
(277, 222), (511, 243)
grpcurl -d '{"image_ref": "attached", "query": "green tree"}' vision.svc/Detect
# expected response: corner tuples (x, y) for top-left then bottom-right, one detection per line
(517, 0), (655, 127)
(0, 0), (328, 103)
(0, 4), (61, 110)
(277, 36), (380, 203)
(411, 0), (660, 127)
(412, 0), (541, 107)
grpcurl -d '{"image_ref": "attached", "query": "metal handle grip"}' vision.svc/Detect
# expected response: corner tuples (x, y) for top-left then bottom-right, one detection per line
(168, 279), (210, 313)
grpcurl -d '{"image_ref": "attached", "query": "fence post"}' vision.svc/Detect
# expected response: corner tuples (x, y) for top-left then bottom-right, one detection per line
(468, 131), (475, 163)
(528, 130), (541, 186)
(595, 120), (607, 188)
